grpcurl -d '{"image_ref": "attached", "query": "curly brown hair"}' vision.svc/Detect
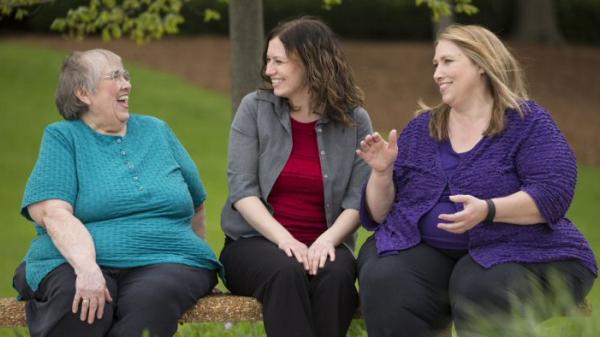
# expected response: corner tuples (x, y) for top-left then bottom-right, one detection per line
(261, 16), (364, 127)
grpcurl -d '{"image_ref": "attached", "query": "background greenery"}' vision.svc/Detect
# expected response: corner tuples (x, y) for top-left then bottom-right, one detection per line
(0, 41), (599, 336)
(2, 0), (600, 45)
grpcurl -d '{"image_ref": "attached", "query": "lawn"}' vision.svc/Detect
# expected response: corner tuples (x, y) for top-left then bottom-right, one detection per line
(0, 42), (598, 336)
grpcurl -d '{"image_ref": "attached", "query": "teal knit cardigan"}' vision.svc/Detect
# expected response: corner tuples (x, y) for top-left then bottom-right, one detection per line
(21, 114), (222, 291)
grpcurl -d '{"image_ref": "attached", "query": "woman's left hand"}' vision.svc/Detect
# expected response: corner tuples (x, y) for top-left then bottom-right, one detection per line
(437, 194), (488, 234)
(307, 238), (336, 275)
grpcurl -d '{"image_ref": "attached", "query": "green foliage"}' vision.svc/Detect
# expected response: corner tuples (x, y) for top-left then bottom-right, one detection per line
(321, 0), (342, 10)
(415, 0), (479, 22)
(48, 0), (187, 44)
(6, 0), (600, 46)
(202, 7), (219, 21)
(453, 269), (596, 337)
(454, 0), (477, 15)
(2, 0), (480, 44)
(0, 0), (50, 19)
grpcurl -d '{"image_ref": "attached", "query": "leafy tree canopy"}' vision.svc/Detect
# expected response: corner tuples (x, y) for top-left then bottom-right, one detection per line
(1, 0), (478, 44)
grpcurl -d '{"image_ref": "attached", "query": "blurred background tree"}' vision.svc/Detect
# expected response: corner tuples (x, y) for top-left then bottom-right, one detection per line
(1, 0), (478, 112)
(6, 0), (592, 110)
(2, 0), (599, 110)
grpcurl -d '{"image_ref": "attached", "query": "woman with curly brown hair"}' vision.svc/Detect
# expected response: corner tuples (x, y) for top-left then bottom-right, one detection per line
(219, 16), (372, 337)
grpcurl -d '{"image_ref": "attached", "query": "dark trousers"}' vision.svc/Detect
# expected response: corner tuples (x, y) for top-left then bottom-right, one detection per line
(220, 236), (358, 337)
(13, 262), (217, 337)
(357, 235), (595, 337)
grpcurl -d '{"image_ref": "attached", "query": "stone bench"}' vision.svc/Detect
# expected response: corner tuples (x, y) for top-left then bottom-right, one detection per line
(0, 295), (592, 336)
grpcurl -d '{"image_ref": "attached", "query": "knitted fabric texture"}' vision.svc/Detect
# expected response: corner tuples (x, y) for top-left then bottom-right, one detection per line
(360, 100), (597, 275)
(21, 114), (222, 291)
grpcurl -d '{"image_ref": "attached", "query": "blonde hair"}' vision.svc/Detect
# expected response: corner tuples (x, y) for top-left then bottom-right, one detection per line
(420, 24), (529, 140)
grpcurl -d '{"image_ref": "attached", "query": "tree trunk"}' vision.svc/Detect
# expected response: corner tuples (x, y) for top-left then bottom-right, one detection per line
(228, 0), (264, 116)
(513, 0), (564, 45)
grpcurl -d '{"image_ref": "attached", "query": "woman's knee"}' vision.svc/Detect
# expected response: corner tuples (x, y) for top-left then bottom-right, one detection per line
(314, 248), (356, 284)
(359, 262), (430, 316)
(38, 264), (78, 299)
(358, 254), (408, 295)
(120, 264), (215, 310)
(357, 243), (391, 292)
(269, 259), (309, 286)
(449, 259), (534, 314)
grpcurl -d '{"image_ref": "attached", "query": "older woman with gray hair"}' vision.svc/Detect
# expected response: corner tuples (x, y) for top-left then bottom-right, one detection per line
(12, 49), (222, 337)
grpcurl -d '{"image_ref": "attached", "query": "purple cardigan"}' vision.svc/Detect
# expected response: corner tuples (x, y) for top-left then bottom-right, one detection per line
(360, 101), (597, 275)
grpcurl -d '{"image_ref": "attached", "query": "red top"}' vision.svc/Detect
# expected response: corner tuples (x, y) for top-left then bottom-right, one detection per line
(267, 118), (327, 245)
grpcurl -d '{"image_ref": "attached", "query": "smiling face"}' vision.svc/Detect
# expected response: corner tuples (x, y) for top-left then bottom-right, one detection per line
(433, 39), (487, 109)
(77, 56), (132, 133)
(265, 37), (308, 104)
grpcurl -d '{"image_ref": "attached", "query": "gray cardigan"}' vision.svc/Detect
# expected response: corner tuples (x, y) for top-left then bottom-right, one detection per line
(221, 90), (373, 251)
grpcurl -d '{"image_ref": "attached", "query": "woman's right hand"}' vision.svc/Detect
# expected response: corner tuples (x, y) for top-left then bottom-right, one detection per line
(27, 199), (111, 324)
(234, 197), (311, 270)
(356, 130), (398, 173)
(278, 238), (309, 270)
(72, 265), (112, 324)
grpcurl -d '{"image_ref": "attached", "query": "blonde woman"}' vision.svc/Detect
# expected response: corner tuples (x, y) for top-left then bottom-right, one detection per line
(357, 25), (596, 337)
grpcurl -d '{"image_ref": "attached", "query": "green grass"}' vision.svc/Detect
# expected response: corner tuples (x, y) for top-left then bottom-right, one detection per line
(571, 166), (600, 309)
(0, 41), (599, 336)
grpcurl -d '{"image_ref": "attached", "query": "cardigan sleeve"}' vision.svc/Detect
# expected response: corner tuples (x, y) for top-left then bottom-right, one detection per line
(517, 103), (577, 227)
(341, 107), (373, 211)
(21, 125), (78, 221)
(162, 121), (207, 208)
(359, 115), (418, 231)
(227, 93), (262, 205)
(359, 183), (380, 231)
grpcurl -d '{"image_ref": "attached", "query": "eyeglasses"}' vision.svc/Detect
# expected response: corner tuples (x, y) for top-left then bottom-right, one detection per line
(103, 69), (131, 82)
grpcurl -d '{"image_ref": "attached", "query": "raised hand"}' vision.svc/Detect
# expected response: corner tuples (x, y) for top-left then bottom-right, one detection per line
(356, 130), (398, 173)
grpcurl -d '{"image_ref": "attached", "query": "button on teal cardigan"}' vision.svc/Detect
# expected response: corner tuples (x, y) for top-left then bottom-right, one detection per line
(21, 114), (222, 291)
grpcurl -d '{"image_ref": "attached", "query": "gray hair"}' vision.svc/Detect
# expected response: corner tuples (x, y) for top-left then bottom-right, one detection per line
(55, 49), (122, 120)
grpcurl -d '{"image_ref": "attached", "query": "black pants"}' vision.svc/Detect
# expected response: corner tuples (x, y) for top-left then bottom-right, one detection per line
(220, 236), (358, 337)
(357, 235), (595, 337)
(13, 262), (217, 337)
